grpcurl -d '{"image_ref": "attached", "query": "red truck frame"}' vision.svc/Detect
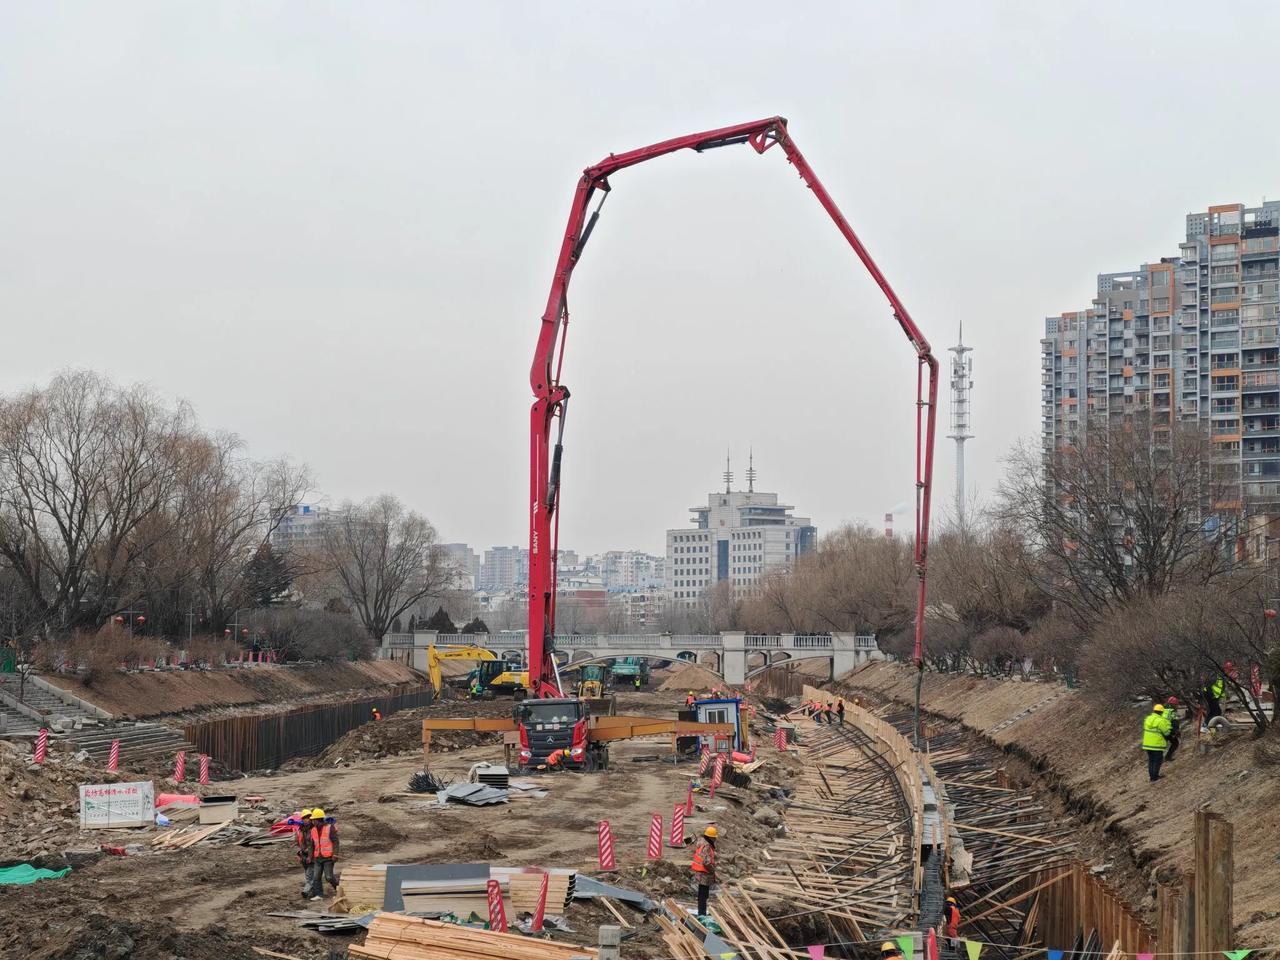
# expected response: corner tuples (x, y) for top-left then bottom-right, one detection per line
(527, 116), (938, 698)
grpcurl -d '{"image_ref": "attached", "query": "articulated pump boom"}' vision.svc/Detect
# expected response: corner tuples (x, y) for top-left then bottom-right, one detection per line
(526, 117), (939, 703)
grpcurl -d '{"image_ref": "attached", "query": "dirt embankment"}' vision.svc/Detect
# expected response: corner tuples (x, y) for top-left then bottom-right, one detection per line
(43, 660), (421, 718)
(840, 661), (1280, 946)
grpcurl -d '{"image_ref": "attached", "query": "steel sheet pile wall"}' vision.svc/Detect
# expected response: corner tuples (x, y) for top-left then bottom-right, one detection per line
(183, 685), (433, 771)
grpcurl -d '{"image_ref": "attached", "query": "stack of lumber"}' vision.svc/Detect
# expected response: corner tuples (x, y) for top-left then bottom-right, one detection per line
(349, 913), (598, 960)
(400, 877), (509, 917)
(151, 822), (228, 850)
(491, 867), (575, 915)
(335, 864), (388, 911)
(657, 895), (803, 960)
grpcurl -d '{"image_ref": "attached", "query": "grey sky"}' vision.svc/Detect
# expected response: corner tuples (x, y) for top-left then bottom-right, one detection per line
(4, 2), (1279, 555)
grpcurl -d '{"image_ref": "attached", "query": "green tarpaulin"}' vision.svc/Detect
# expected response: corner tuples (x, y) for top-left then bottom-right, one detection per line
(0, 864), (71, 885)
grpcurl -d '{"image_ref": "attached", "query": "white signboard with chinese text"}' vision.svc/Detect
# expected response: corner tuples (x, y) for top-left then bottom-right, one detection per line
(79, 780), (155, 829)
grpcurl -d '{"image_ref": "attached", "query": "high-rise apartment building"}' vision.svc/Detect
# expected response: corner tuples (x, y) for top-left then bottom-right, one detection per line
(440, 543), (481, 590)
(270, 504), (328, 554)
(665, 462), (816, 604)
(481, 546), (529, 592)
(1043, 199), (1280, 508)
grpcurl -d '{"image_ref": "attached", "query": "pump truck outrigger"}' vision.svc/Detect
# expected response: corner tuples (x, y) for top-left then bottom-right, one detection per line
(526, 117), (939, 731)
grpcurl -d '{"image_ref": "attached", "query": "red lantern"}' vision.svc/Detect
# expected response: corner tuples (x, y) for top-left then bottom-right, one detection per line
(241, 628), (249, 638)
(113, 616), (124, 625)
(135, 615), (146, 625)
(223, 628), (232, 637)
(1265, 609), (1277, 620)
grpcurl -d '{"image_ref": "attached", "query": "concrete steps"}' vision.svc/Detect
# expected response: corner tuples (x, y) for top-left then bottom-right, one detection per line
(71, 722), (199, 765)
(0, 700), (39, 737)
(0, 674), (105, 726)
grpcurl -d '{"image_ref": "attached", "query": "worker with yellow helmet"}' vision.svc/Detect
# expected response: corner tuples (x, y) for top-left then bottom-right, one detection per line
(1142, 701), (1173, 783)
(287, 808), (314, 898)
(691, 825), (719, 917)
(303, 808), (341, 901)
(881, 942), (903, 960)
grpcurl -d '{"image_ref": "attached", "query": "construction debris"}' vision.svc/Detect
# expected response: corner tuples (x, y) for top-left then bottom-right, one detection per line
(408, 769), (451, 793)
(348, 912), (599, 960)
(439, 782), (509, 806)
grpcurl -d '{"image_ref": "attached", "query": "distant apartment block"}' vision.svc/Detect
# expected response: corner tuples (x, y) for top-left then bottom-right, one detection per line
(666, 465), (816, 604)
(270, 504), (328, 553)
(1042, 199), (1280, 546)
(480, 546), (529, 592)
(440, 543), (481, 590)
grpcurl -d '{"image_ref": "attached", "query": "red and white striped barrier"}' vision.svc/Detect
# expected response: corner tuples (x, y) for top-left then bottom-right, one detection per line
(33, 728), (49, 764)
(698, 745), (711, 776)
(647, 813), (663, 860)
(486, 878), (507, 932)
(531, 871), (549, 932)
(711, 752), (726, 787)
(670, 802), (685, 848)
(685, 782), (694, 815)
(173, 751), (186, 783)
(199, 754), (210, 785)
(107, 740), (120, 772)
(597, 819), (616, 870)
(773, 727), (787, 750)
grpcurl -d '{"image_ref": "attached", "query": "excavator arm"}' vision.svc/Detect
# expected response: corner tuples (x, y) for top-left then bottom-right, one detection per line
(426, 645), (498, 696)
(528, 116), (939, 698)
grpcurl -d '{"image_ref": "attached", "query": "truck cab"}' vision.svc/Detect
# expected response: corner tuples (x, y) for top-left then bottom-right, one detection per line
(513, 697), (609, 772)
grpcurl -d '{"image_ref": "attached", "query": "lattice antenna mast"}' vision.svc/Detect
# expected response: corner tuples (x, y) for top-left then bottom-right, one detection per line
(746, 448), (757, 493)
(723, 449), (733, 494)
(947, 323), (974, 527)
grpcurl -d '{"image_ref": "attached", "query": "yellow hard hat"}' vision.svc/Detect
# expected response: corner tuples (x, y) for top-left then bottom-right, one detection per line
(310, 808), (326, 819)
(703, 826), (718, 839)
(946, 896), (957, 904)
(1153, 703), (1165, 713)
(299, 808), (313, 818)
(881, 943), (898, 954)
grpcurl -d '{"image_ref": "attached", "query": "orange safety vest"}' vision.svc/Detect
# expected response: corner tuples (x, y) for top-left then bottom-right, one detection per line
(691, 840), (715, 875)
(944, 904), (960, 936)
(310, 823), (335, 859)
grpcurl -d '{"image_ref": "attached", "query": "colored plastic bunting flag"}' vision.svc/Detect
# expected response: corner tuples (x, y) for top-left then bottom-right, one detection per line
(964, 941), (982, 960)
(1222, 951), (1251, 960)
(1136, 953), (1153, 960)
(897, 935), (916, 959)
(1047, 951), (1063, 960)
(806, 945), (825, 960)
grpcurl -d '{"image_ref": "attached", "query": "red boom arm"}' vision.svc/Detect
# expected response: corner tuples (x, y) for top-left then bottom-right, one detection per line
(528, 116), (938, 698)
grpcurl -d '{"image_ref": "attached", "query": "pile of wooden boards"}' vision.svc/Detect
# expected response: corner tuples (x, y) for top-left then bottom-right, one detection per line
(332, 864), (576, 917)
(151, 822), (229, 850)
(348, 913), (598, 960)
(491, 867), (575, 916)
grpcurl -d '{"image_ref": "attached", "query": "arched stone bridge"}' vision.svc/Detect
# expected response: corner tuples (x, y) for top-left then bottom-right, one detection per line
(385, 630), (882, 684)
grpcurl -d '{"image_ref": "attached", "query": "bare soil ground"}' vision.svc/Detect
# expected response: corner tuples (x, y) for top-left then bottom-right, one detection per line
(43, 660), (420, 718)
(0, 684), (791, 959)
(841, 661), (1280, 946)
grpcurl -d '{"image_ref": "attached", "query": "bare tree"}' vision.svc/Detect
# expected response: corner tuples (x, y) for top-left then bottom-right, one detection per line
(320, 495), (456, 641)
(999, 419), (1241, 626)
(0, 372), (193, 635)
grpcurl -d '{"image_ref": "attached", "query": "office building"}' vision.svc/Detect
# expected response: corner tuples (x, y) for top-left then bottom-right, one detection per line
(665, 458), (817, 603)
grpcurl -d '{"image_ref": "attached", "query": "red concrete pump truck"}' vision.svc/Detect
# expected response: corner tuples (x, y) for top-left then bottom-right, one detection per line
(521, 116), (939, 757)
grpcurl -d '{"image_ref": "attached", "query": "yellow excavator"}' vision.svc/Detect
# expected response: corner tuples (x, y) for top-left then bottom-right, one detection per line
(426, 645), (529, 699)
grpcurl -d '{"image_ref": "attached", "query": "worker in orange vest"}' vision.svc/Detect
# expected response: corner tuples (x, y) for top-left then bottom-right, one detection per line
(287, 808), (314, 898)
(691, 825), (718, 916)
(941, 894), (961, 947)
(371, 706), (383, 722)
(685, 690), (696, 708)
(303, 808), (340, 901)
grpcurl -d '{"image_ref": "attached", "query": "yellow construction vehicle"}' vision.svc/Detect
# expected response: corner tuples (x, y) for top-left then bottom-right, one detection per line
(426, 645), (529, 699)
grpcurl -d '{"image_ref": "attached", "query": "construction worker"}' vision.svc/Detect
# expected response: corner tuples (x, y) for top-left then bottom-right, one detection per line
(304, 808), (340, 900)
(1142, 702), (1173, 782)
(371, 706), (382, 722)
(1200, 672), (1225, 726)
(941, 894), (961, 948)
(685, 690), (696, 708)
(880, 942), (903, 960)
(836, 699), (845, 725)
(1164, 697), (1181, 762)
(633, 676), (642, 691)
(288, 808), (313, 898)
(691, 825), (718, 917)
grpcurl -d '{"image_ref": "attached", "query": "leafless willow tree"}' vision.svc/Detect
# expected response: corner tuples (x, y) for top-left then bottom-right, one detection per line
(319, 495), (457, 640)
(0, 372), (192, 634)
(999, 420), (1243, 626)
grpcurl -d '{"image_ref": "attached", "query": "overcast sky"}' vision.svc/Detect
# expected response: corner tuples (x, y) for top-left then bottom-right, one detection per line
(4, 2), (1279, 556)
